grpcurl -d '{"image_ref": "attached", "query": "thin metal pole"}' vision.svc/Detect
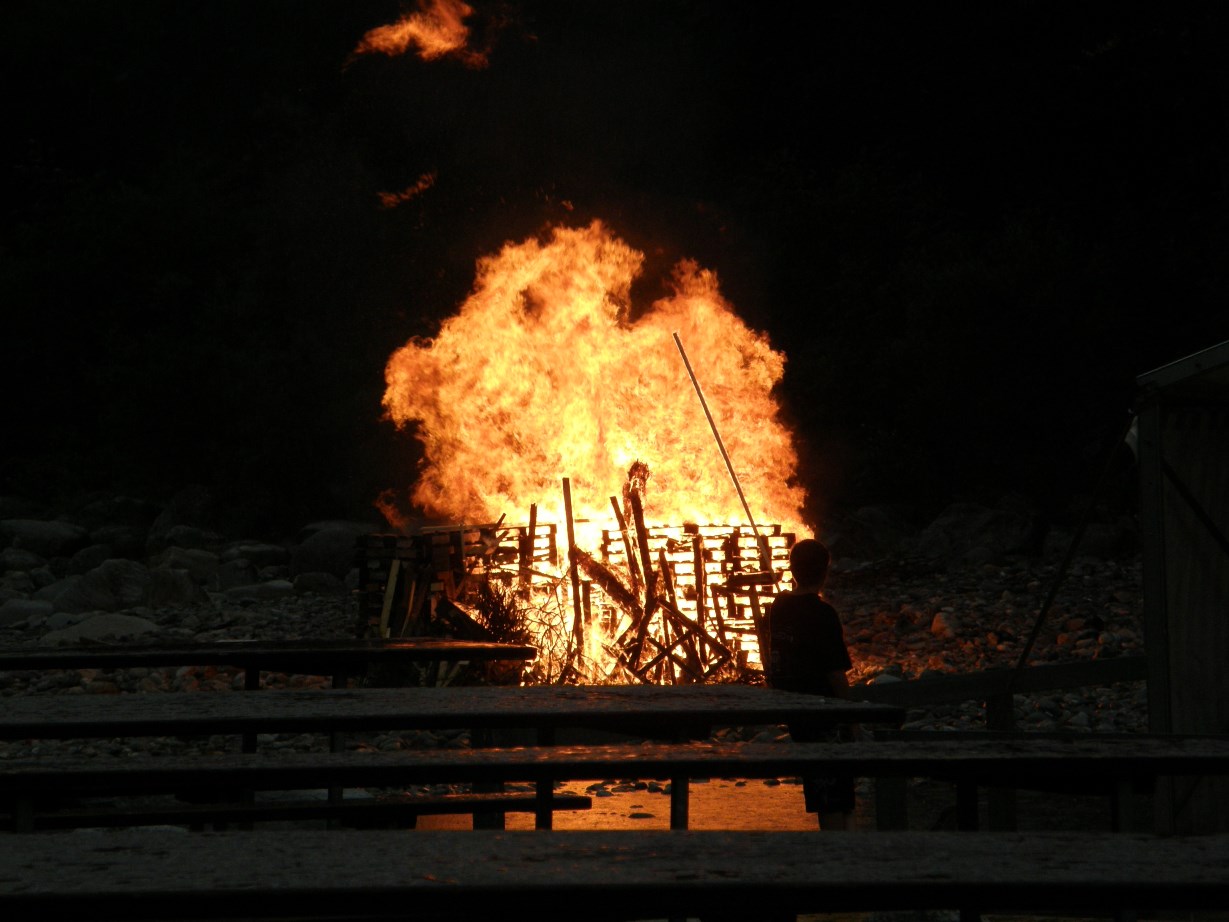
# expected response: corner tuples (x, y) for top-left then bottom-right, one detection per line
(1008, 411), (1137, 693)
(672, 332), (767, 566)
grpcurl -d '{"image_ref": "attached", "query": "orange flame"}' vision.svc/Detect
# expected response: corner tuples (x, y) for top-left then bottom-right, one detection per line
(382, 220), (811, 544)
(355, 0), (486, 67)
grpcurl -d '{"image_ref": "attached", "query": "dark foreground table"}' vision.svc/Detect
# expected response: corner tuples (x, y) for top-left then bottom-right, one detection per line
(0, 829), (1225, 920)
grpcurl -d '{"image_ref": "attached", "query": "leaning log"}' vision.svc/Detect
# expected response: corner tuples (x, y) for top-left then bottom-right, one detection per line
(574, 548), (642, 620)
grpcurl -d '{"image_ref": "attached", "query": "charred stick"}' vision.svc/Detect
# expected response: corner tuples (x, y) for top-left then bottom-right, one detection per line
(609, 496), (642, 597)
(574, 548), (643, 620)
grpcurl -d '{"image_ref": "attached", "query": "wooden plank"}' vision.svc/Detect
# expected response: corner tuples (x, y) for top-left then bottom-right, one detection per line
(6, 738), (1228, 797)
(0, 638), (537, 676)
(855, 655), (1149, 707)
(378, 558), (400, 637)
(609, 495), (642, 597)
(0, 685), (904, 742)
(7, 736), (1228, 833)
(8, 791), (593, 831)
(1, 830), (1226, 919)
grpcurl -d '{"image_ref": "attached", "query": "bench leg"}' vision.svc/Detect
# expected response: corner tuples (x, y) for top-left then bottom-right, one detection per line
(471, 727), (505, 830)
(874, 776), (908, 830)
(956, 781), (979, 830)
(535, 780), (553, 830)
(13, 795), (35, 834)
(988, 785), (1017, 830)
(669, 775), (689, 830)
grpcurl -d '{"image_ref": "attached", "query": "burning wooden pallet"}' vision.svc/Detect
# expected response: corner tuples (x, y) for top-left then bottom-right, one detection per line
(355, 516), (794, 684)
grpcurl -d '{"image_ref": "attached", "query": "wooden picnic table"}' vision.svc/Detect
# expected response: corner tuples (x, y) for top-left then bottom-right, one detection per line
(0, 683), (904, 744)
(0, 637), (537, 689)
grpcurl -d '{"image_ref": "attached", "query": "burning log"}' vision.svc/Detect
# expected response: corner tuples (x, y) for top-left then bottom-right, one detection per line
(517, 504), (538, 597)
(609, 495), (642, 597)
(619, 489), (659, 669)
(574, 548), (642, 619)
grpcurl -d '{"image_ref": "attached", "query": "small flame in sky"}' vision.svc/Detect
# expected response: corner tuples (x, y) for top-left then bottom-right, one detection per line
(381, 220), (810, 541)
(378, 172), (438, 209)
(355, 0), (487, 67)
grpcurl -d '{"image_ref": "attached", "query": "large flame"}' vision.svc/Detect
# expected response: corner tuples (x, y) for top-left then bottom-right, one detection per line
(382, 220), (810, 543)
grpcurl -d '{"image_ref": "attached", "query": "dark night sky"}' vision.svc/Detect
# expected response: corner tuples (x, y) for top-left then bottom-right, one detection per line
(3, 1), (1226, 536)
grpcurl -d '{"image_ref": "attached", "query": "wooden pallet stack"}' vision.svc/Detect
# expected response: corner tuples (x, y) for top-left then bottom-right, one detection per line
(354, 522), (560, 639)
(354, 516), (794, 684)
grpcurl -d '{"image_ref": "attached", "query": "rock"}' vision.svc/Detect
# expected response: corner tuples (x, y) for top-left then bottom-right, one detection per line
(929, 611), (958, 638)
(153, 547), (219, 584)
(0, 598), (53, 626)
(53, 559), (152, 613)
(822, 505), (921, 560)
(293, 572), (347, 595)
(146, 485), (218, 553)
(292, 523), (371, 579)
(39, 612), (161, 645)
(223, 579), (295, 602)
(87, 524), (148, 559)
(216, 558), (259, 589)
(0, 519), (90, 557)
(33, 575), (82, 608)
(916, 503), (1041, 562)
(1, 546), (46, 571)
(147, 568), (210, 606)
(67, 543), (116, 575)
(162, 525), (206, 550)
(221, 542), (290, 568)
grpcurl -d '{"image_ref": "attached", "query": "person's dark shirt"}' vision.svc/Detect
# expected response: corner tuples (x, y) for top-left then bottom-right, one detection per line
(765, 592), (852, 697)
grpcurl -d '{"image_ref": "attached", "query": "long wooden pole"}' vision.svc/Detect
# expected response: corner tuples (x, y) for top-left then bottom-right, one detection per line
(672, 332), (770, 570)
(562, 478), (585, 654)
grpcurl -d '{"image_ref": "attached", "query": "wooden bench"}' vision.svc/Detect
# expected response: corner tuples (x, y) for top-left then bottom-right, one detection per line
(5, 736), (1227, 831)
(1, 828), (1225, 920)
(0, 685), (902, 833)
(0, 683), (904, 744)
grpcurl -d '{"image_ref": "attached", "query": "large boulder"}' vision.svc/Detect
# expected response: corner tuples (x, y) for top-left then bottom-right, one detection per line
(822, 505), (921, 560)
(916, 502), (1043, 563)
(292, 522), (373, 579)
(0, 519), (89, 558)
(51, 559), (152, 613)
(146, 485), (220, 553)
(39, 612), (161, 645)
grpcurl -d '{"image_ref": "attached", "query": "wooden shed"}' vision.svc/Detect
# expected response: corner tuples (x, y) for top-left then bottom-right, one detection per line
(1136, 339), (1229, 834)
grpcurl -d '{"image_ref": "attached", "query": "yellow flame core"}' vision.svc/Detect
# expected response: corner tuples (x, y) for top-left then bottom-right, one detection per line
(382, 220), (811, 542)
